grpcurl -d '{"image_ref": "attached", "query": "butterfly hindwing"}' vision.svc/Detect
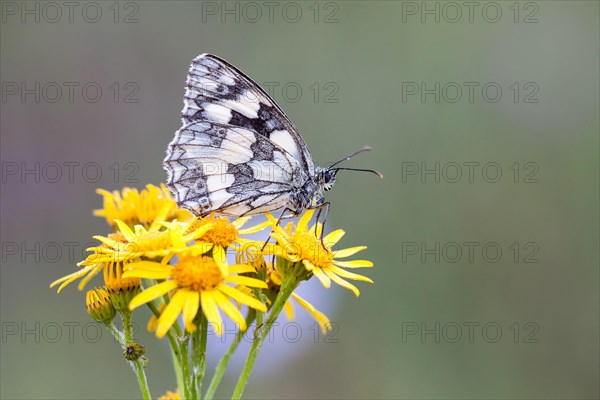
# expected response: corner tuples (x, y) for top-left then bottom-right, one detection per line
(164, 120), (306, 216)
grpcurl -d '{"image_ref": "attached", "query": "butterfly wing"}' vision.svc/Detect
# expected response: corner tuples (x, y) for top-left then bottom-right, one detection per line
(164, 54), (315, 216)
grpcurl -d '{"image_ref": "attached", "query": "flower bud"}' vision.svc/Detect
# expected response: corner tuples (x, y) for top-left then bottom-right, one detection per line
(85, 287), (115, 323)
(123, 342), (146, 361)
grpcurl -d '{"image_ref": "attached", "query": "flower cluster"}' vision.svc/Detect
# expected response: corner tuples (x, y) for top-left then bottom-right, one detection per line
(51, 183), (374, 399)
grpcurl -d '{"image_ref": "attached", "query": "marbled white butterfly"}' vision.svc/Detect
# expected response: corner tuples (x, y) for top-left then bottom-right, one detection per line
(164, 54), (381, 220)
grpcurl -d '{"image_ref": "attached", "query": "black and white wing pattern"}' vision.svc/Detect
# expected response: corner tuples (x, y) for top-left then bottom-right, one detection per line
(164, 54), (315, 217)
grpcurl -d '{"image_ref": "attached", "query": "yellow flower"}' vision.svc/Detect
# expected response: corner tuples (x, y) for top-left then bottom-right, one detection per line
(94, 183), (191, 228)
(159, 389), (181, 400)
(123, 254), (267, 337)
(187, 213), (270, 274)
(266, 209), (374, 296)
(83, 218), (215, 264)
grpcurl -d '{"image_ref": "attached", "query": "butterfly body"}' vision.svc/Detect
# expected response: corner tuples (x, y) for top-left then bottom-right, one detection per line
(164, 54), (376, 218)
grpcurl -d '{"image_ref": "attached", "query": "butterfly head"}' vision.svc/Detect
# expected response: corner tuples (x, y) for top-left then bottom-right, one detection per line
(317, 168), (337, 192)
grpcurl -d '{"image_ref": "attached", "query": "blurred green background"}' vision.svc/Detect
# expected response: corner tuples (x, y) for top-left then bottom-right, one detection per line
(1, 1), (598, 399)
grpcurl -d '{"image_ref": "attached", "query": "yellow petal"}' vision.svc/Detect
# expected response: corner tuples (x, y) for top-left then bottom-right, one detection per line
(228, 264), (256, 274)
(283, 299), (294, 320)
(156, 289), (187, 338)
(333, 246), (367, 259)
(324, 229), (345, 246)
(95, 188), (114, 199)
(231, 216), (252, 229)
(323, 268), (360, 296)
(149, 202), (174, 232)
(329, 265), (374, 283)
(211, 245), (228, 275)
(333, 259), (373, 268)
(129, 280), (178, 310)
(212, 290), (247, 330)
(77, 264), (104, 290)
(50, 264), (98, 293)
(308, 263), (331, 288)
(182, 289), (200, 332)
(217, 284), (266, 312)
(114, 219), (136, 242)
(270, 224), (289, 243)
(238, 219), (272, 234)
(224, 275), (267, 289)
(123, 261), (171, 279)
(265, 213), (278, 226)
(91, 236), (128, 252)
(302, 259), (315, 271)
(200, 291), (223, 335)
(297, 209), (315, 232)
(292, 293), (331, 333)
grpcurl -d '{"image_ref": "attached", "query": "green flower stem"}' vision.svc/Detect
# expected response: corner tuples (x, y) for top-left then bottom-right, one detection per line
(120, 312), (152, 400)
(130, 355), (152, 400)
(192, 313), (209, 399)
(205, 310), (256, 400)
(171, 347), (185, 398)
(180, 333), (193, 400)
(231, 275), (297, 400)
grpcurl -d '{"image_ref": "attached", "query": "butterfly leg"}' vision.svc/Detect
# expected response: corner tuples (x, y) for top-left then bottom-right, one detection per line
(260, 207), (297, 252)
(311, 202), (331, 248)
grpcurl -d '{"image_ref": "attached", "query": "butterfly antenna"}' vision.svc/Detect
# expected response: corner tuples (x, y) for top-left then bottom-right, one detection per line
(333, 167), (383, 179)
(328, 146), (373, 168)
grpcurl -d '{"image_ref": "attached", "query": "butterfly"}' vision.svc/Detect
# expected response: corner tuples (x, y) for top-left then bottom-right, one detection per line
(163, 53), (381, 222)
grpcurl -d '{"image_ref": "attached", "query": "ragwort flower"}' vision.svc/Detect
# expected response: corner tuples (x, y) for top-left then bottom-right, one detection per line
(94, 183), (191, 228)
(266, 209), (374, 296)
(123, 254), (267, 337)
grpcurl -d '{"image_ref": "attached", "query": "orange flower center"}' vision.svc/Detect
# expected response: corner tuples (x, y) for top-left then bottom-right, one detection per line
(195, 216), (239, 247)
(289, 232), (333, 268)
(171, 256), (223, 291)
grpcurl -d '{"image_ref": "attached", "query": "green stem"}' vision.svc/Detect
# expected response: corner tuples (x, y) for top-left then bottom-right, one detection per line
(231, 276), (297, 400)
(180, 333), (193, 400)
(130, 355), (152, 400)
(171, 347), (185, 398)
(192, 313), (209, 399)
(205, 310), (256, 400)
